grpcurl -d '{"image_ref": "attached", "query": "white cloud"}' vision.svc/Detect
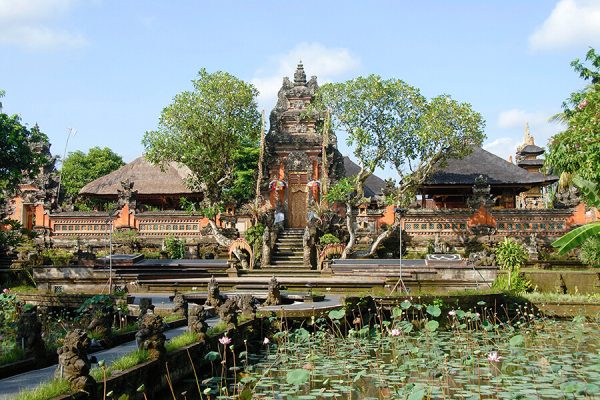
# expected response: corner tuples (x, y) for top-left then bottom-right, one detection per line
(485, 108), (565, 161)
(0, 0), (85, 49)
(251, 42), (361, 111)
(529, 0), (600, 51)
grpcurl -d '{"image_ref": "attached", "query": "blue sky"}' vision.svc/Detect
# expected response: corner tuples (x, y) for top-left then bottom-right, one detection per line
(1, 0), (599, 179)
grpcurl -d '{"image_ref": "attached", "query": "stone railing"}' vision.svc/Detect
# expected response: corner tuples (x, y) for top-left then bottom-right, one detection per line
(50, 212), (111, 237)
(135, 211), (206, 237)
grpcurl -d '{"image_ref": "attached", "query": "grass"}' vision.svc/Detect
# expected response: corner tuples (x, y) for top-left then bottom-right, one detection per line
(524, 291), (600, 304)
(163, 313), (185, 323)
(7, 285), (40, 294)
(90, 349), (149, 381)
(0, 345), (26, 366)
(207, 321), (227, 336)
(13, 378), (71, 400)
(165, 331), (201, 352)
(113, 323), (138, 335)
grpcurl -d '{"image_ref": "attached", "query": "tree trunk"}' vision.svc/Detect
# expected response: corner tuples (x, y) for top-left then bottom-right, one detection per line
(341, 202), (356, 259)
(207, 219), (233, 248)
(367, 220), (399, 257)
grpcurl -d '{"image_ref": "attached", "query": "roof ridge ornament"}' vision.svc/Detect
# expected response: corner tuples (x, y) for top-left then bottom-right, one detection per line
(294, 61), (307, 85)
(524, 122), (535, 146)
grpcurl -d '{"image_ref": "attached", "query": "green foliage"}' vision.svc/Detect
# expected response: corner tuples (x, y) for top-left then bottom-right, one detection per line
(580, 236), (600, 267)
(165, 236), (185, 259)
(0, 344), (25, 366)
(0, 96), (50, 219)
(324, 177), (356, 203)
(223, 141), (260, 206)
(41, 249), (73, 266)
(319, 233), (341, 245)
(494, 238), (530, 292)
(60, 146), (124, 198)
(112, 229), (142, 252)
(245, 223), (265, 248)
(143, 68), (261, 209)
(545, 49), (600, 200)
(286, 368), (310, 385)
(13, 378), (71, 400)
(0, 219), (35, 253)
(76, 294), (114, 315)
(90, 350), (149, 380)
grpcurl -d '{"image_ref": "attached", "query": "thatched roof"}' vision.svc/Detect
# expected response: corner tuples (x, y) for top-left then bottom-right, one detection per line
(80, 156), (198, 196)
(424, 146), (557, 186)
(342, 157), (387, 197)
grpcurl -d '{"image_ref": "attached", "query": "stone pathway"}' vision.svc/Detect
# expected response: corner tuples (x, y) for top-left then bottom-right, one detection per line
(0, 319), (216, 400)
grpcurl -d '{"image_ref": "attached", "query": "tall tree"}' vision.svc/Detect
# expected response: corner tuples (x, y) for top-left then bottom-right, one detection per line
(0, 91), (49, 218)
(318, 75), (485, 257)
(60, 146), (124, 198)
(545, 48), (600, 202)
(142, 68), (261, 245)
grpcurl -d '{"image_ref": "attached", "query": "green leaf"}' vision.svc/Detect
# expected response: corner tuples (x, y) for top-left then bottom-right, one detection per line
(204, 351), (220, 361)
(328, 308), (346, 320)
(426, 304), (441, 317)
(286, 368), (310, 385)
(509, 334), (524, 347)
(400, 300), (412, 310)
(552, 223), (600, 254)
(353, 369), (367, 383)
(425, 320), (439, 332)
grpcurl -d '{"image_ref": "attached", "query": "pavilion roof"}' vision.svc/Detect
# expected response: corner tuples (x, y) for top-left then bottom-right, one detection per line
(80, 156), (199, 196)
(424, 146), (557, 186)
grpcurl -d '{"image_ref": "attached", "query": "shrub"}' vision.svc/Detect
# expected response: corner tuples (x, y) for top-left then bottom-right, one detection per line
(41, 249), (73, 266)
(165, 236), (185, 259)
(494, 238), (531, 292)
(319, 233), (341, 246)
(245, 223), (265, 248)
(580, 236), (600, 267)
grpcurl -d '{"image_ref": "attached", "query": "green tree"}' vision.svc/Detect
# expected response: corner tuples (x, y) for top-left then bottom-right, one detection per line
(494, 238), (530, 292)
(317, 75), (485, 257)
(545, 48), (600, 199)
(60, 146), (124, 198)
(142, 68), (261, 246)
(0, 91), (49, 218)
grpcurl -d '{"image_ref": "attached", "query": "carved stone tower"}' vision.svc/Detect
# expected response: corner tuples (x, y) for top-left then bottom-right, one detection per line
(263, 62), (344, 228)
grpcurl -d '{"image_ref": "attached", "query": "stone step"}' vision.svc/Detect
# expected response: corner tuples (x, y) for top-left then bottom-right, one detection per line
(270, 260), (307, 266)
(276, 238), (304, 243)
(272, 256), (304, 262)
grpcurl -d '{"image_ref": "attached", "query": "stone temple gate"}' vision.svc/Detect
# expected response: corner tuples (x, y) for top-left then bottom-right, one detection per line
(262, 62), (344, 228)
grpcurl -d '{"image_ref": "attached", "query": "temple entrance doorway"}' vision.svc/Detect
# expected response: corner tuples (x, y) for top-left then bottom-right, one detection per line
(288, 186), (307, 228)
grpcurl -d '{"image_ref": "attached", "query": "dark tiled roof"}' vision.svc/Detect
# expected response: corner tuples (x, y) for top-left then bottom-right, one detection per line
(342, 157), (386, 197)
(517, 159), (544, 167)
(518, 144), (544, 155)
(80, 156), (199, 196)
(425, 146), (557, 186)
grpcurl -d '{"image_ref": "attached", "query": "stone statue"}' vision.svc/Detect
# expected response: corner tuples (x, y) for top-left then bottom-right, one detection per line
(205, 276), (223, 308)
(263, 276), (282, 306)
(188, 304), (209, 340)
(467, 175), (495, 209)
(468, 249), (496, 266)
(525, 233), (539, 261)
(432, 233), (448, 254)
(117, 179), (138, 210)
(135, 312), (166, 360)
(139, 297), (153, 318)
(56, 329), (97, 396)
(236, 294), (258, 319)
(86, 301), (114, 339)
(16, 309), (46, 360)
(172, 293), (188, 318)
(217, 298), (239, 332)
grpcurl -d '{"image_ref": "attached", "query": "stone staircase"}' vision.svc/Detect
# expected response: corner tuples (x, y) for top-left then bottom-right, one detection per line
(270, 228), (307, 268)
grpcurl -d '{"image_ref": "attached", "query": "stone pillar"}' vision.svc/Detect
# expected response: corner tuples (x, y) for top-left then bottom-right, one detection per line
(56, 329), (97, 397)
(16, 308), (46, 361)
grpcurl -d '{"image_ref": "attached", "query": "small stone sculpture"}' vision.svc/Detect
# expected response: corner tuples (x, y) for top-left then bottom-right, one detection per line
(172, 293), (188, 318)
(217, 298), (239, 332)
(236, 294), (258, 319)
(205, 276), (223, 308)
(263, 276), (281, 306)
(56, 329), (97, 396)
(135, 311), (166, 360)
(139, 297), (153, 318)
(86, 302), (114, 339)
(188, 304), (208, 342)
(468, 249), (496, 266)
(16, 308), (45, 360)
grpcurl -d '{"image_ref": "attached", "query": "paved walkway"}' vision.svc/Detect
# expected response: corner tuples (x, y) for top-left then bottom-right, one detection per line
(0, 319), (216, 400)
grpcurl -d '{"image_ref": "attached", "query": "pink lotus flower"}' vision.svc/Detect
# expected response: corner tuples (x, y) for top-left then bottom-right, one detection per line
(2, 288), (9, 294)
(487, 351), (502, 362)
(391, 329), (401, 337)
(219, 336), (232, 346)
(263, 337), (270, 345)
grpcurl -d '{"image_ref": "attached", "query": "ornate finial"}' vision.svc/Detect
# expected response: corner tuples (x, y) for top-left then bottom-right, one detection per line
(294, 61), (307, 85)
(524, 122), (534, 146)
(508, 155), (513, 164)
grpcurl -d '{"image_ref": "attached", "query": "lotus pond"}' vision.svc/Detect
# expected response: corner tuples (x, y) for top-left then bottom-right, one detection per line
(205, 303), (600, 400)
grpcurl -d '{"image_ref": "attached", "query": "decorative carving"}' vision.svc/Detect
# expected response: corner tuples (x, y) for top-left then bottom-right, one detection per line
(16, 309), (46, 360)
(467, 175), (494, 209)
(468, 249), (496, 266)
(294, 61), (307, 85)
(525, 233), (539, 261)
(554, 186), (580, 209)
(117, 179), (137, 210)
(139, 297), (153, 318)
(56, 329), (97, 395)
(217, 298), (239, 332)
(263, 276), (282, 306)
(285, 151), (311, 172)
(172, 293), (188, 317)
(205, 276), (223, 308)
(188, 304), (208, 341)
(236, 294), (258, 319)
